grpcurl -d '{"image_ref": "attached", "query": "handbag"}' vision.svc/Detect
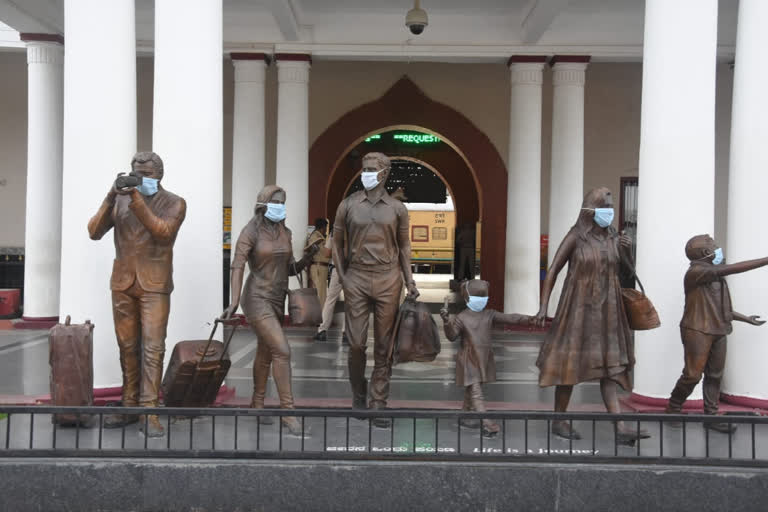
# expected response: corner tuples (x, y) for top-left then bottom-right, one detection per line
(620, 256), (660, 331)
(287, 263), (323, 327)
(389, 298), (442, 364)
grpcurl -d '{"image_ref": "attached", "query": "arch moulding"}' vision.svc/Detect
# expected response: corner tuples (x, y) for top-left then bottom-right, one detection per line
(308, 76), (508, 309)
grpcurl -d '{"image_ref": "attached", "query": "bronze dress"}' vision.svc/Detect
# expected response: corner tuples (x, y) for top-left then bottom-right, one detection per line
(445, 309), (500, 387)
(536, 228), (633, 390)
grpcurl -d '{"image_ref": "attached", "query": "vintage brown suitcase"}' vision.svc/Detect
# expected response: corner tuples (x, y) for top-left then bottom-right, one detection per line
(287, 265), (323, 327)
(390, 299), (442, 364)
(49, 315), (94, 426)
(161, 317), (238, 408)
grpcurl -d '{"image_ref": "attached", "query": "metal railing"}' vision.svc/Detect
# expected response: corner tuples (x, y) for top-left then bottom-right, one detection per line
(0, 405), (765, 467)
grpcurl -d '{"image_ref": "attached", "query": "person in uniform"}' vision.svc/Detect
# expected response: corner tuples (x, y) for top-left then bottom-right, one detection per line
(533, 187), (646, 443)
(224, 185), (317, 436)
(88, 151), (186, 438)
(315, 230), (348, 343)
(665, 234), (768, 433)
(305, 218), (330, 305)
(333, 152), (419, 427)
(441, 279), (531, 437)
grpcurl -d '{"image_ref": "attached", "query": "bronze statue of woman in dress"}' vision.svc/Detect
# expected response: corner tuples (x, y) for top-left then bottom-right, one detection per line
(224, 185), (316, 436)
(534, 187), (648, 442)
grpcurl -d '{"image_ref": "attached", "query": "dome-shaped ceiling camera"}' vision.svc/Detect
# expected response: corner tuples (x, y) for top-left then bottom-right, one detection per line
(405, 0), (428, 35)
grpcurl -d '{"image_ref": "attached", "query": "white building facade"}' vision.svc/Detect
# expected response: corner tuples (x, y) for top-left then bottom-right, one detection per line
(0, 0), (765, 408)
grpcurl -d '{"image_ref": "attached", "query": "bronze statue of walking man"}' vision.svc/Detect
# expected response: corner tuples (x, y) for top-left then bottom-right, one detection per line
(333, 152), (419, 427)
(88, 151), (186, 437)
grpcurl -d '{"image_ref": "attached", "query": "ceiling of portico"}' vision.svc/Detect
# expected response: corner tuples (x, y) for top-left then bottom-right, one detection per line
(0, 0), (739, 62)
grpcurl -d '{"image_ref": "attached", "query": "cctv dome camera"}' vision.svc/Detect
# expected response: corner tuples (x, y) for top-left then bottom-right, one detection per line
(405, 0), (428, 35)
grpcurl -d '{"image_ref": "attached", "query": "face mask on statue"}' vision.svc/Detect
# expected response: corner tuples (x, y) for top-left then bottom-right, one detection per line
(258, 202), (286, 222)
(712, 247), (724, 265)
(466, 296), (489, 312)
(583, 207), (614, 228)
(138, 177), (159, 196)
(361, 171), (380, 191)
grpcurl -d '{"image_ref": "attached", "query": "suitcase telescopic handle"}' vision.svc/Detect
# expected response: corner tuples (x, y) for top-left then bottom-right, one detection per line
(199, 317), (240, 364)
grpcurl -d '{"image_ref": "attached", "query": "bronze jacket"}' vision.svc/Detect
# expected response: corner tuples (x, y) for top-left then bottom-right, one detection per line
(88, 188), (187, 294)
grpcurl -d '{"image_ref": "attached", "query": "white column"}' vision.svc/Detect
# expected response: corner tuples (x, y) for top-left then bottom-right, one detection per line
(59, 0), (137, 387)
(275, 55), (311, 266)
(21, 37), (63, 320)
(153, 0), (223, 353)
(723, 0), (768, 407)
(547, 57), (589, 315)
(633, 0), (718, 402)
(231, 53), (268, 260)
(505, 57), (545, 314)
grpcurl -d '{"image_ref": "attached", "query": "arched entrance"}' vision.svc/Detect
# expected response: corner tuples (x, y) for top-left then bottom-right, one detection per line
(308, 77), (507, 309)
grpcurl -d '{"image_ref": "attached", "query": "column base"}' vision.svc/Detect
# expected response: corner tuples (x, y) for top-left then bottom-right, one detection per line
(15, 316), (59, 329)
(624, 392), (703, 412)
(721, 393), (768, 410)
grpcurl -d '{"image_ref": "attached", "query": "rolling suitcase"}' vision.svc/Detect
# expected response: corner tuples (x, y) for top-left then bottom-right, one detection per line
(161, 317), (238, 408)
(49, 315), (94, 426)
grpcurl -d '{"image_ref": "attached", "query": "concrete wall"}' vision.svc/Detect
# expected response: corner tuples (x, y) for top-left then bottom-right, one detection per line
(0, 459), (766, 512)
(0, 52), (27, 247)
(0, 54), (734, 252)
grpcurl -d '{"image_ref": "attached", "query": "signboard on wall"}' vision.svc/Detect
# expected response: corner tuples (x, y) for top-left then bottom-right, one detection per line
(223, 207), (231, 250)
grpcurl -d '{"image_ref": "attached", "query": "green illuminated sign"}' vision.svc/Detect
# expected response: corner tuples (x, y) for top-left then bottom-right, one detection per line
(364, 132), (441, 144)
(394, 133), (441, 143)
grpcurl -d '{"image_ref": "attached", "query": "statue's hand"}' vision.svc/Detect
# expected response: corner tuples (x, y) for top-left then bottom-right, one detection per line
(749, 315), (765, 326)
(619, 232), (632, 249)
(222, 304), (238, 319)
(533, 309), (548, 328)
(406, 282), (420, 300)
(439, 307), (449, 321)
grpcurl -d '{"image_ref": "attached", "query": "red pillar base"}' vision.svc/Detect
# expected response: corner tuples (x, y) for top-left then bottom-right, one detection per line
(14, 316), (59, 329)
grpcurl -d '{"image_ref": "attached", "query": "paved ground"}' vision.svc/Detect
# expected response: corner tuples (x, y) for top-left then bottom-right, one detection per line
(1, 274), (765, 463)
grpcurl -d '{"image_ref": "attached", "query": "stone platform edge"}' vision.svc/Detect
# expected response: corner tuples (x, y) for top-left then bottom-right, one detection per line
(0, 458), (765, 512)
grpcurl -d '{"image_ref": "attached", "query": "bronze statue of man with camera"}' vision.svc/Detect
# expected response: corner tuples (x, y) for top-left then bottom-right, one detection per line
(88, 151), (186, 437)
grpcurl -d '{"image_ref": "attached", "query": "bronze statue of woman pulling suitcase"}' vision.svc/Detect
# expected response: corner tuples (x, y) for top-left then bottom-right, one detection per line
(223, 185), (317, 436)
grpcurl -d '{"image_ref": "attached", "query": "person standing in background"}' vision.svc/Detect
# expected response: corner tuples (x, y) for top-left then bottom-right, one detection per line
(305, 218), (330, 305)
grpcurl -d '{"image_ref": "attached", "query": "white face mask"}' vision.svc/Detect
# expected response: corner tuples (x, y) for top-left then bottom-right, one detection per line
(361, 171), (380, 191)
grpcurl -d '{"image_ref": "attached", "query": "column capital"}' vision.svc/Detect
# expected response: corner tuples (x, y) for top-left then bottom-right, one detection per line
(549, 55), (591, 66)
(551, 58), (589, 87)
(275, 53), (312, 64)
(20, 33), (64, 45)
(507, 55), (548, 66)
(230, 52), (271, 64)
(232, 56), (268, 83)
(508, 57), (546, 86)
(25, 41), (64, 65)
(276, 54), (311, 84)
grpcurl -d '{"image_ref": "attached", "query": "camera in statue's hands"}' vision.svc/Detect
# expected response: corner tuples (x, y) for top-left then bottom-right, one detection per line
(114, 172), (142, 190)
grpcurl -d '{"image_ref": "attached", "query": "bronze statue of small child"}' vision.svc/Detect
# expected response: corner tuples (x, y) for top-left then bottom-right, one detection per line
(666, 234), (768, 433)
(440, 279), (532, 437)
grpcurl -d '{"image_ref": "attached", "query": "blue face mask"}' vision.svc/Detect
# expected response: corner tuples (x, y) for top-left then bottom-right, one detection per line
(137, 177), (159, 196)
(262, 203), (286, 222)
(466, 295), (488, 312)
(590, 207), (614, 228)
(712, 247), (724, 265)
(361, 171), (381, 191)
